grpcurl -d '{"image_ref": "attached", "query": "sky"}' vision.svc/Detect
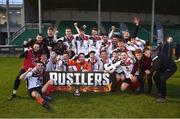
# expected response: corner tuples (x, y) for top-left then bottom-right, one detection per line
(0, 0), (22, 4)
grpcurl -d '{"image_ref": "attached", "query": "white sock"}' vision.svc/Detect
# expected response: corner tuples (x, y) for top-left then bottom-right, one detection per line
(12, 90), (17, 94)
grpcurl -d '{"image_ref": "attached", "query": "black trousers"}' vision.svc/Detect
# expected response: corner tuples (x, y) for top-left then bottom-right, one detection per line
(13, 69), (26, 90)
(110, 72), (117, 92)
(138, 73), (153, 93)
(153, 67), (177, 98)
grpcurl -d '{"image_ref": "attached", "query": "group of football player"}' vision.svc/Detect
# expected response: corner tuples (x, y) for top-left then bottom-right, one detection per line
(8, 17), (177, 109)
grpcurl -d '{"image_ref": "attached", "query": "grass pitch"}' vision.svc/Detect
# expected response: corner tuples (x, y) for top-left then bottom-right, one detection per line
(0, 57), (180, 118)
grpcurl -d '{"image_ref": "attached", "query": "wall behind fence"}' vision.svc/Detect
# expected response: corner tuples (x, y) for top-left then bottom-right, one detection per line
(42, 10), (180, 24)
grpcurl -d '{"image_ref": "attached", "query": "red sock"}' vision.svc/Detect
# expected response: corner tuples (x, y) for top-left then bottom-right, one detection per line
(46, 85), (55, 95)
(36, 96), (44, 105)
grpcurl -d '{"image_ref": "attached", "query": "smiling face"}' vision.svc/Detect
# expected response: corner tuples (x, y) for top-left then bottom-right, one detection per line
(112, 37), (118, 46)
(78, 54), (85, 63)
(135, 53), (143, 61)
(33, 44), (40, 52)
(120, 52), (128, 61)
(47, 27), (55, 37)
(102, 35), (108, 42)
(63, 53), (69, 63)
(91, 29), (98, 37)
(36, 35), (43, 43)
(118, 40), (125, 48)
(112, 51), (119, 60)
(167, 37), (173, 43)
(65, 28), (72, 37)
(130, 37), (136, 43)
(89, 52), (95, 59)
(144, 49), (152, 58)
(40, 54), (47, 63)
(100, 51), (108, 60)
(134, 49), (143, 60)
(122, 31), (130, 39)
(36, 62), (44, 72)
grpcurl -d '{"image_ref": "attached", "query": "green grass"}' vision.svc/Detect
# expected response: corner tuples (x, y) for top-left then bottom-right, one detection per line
(0, 57), (180, 118)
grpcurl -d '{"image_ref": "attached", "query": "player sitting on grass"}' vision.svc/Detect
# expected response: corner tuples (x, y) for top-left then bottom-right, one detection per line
(19, 61), (50, 109)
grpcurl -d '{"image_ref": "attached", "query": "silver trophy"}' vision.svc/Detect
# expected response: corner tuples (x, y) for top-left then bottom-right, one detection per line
(74, 82), (81, 96)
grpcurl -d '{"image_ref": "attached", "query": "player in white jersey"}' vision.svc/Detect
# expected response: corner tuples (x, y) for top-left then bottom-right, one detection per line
(128, 36), (146, 51)
(19, 61), (49, 109)
(73, 27), (90, 55)
(116, 38), (136, 63)
(88, 28), (102, 55)
(57, 28), (77, 56)
(119, 52), (136, 91)
(55, 51), (77, 71)
(108, 35), (119, 56)
(46, 51), (60, 71)
(98, 50), (110, 71)
(87, 50), (101, 71)
(99, 33), (111, 53)
(74, 22), (115, 56)
(104, 50), (122, 92)
(104, 50), (121, 73)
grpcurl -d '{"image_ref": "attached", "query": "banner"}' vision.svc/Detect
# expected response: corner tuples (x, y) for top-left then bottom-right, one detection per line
(45, 71), (112, 93)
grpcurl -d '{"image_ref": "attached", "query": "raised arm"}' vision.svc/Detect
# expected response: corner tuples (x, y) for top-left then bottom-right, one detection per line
(109, 26), (115, 39)
(74, 22), (80, 34)
(19, 68), (32, 80)
(133, 17), (140, 37)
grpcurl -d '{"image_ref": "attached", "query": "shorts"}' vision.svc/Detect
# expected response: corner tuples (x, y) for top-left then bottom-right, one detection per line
(28, 86), (42, 97)
(123, 78), (132, 84)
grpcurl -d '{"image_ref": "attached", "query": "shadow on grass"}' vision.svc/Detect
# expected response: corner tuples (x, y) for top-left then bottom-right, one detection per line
(16, 95), (31, 100)
(167, 84), (180, 99)
(51, 91), (102, 103)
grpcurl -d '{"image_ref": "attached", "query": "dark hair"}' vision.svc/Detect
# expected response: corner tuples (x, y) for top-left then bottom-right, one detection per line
(35, 60), (44, 65)
(112, 34), (122, 39)
(102, 33), (109, 37)
(112, 50), (118, 54)
(37, 33), (43, 37)
(40, 53), (47, 56)
(79, 27), (85, 31)
(48, 26), (54, 31)
(120, 51), (127, 55)
(134, 49), (143, 54)
(129, 34), (136, 39)
(118, 38), (125, 43)
(79, 52), (85, 56)
(33, 42), (40, 46)
(89, 50), (95, 55)
(65, 27), (72, 30)
(63, 51), (69, 56)
(143, 47), (151, 53)
(100, 50), (107, 54)
(92, 27), (97, 31)
(57, 40), (63, 43)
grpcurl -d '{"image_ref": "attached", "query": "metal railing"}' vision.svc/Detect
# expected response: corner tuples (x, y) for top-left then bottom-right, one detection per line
(7, 22), (53, 45)
(7, 25), (26, 45)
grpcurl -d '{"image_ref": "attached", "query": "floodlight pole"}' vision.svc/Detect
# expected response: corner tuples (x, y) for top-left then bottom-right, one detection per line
(150, 0), (155, 44)
(98, 0), (101, 34)
(38, 0), (42, 33)
(21, 0), (25, 27)
(6, 0), (10, 45)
